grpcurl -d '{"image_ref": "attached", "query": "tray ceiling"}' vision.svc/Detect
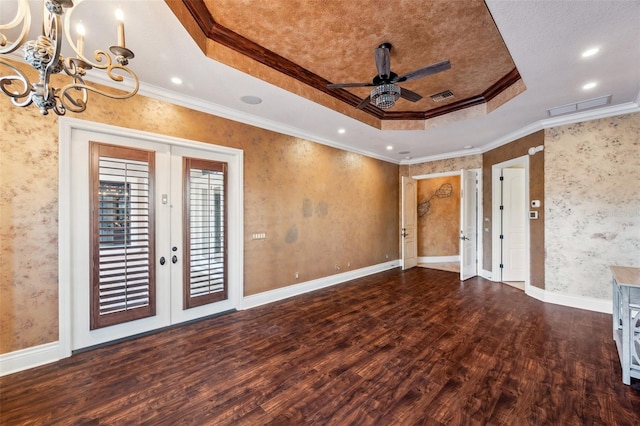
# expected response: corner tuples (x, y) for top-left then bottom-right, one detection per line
(167, 0), (524, 130)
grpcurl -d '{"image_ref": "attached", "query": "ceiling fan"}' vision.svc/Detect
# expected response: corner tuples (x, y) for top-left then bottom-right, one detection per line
(327, 43), (451, 110)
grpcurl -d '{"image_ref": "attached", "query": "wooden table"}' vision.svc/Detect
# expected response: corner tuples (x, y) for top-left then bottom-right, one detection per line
(611, 266), (640, 385)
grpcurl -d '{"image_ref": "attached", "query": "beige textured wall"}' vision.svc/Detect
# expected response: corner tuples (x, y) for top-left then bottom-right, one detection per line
(544, 113), (640, 299)
(0, 60), (399, 354)
(417, 176), (460, 257)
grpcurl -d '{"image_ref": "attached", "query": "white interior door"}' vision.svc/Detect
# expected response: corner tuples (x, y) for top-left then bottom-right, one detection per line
(65, 123), (242, 352)
(460, 169), (478, 280)
(501, 168), (527, 281)
(402, 177), (418, 270)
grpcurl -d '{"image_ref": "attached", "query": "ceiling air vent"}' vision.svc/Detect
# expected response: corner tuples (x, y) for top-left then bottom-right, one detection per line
(547, 95), (611, 117)
(430, 90), (454, 102)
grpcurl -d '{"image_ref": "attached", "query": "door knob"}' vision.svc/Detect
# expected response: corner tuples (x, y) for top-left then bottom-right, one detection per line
(172, 255), (178, 264)
(159, 256), (166, 265)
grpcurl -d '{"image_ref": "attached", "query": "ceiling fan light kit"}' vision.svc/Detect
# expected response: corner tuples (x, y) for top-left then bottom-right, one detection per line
(371, 83), (401, 109)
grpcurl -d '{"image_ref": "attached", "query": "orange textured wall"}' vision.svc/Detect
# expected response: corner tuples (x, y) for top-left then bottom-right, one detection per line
(417, 176), (460, 257)
(0, 60), (399, 353)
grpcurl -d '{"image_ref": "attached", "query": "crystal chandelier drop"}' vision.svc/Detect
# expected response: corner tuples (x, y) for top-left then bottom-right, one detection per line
(0, 0), (138, 116)
(370, 83), (401, 109)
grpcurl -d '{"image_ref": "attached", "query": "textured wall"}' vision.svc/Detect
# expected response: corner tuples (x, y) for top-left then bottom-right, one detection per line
(0, 60), (399, 354)
(400, 155), (483, 177)
(399, 155), (482, 261)
(482, 131), (545, 288)
(417, 176), (460, 257)
(544, 113), (640, 299)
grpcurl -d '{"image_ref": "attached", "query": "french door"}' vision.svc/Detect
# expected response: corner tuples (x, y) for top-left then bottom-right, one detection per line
(65, 122), (242, 351)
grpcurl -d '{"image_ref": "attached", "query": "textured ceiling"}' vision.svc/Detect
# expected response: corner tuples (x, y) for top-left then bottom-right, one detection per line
(167, 0), (524, 130)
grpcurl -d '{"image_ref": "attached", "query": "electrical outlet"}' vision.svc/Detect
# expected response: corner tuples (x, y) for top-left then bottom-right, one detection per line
(295, 272), (299, 279)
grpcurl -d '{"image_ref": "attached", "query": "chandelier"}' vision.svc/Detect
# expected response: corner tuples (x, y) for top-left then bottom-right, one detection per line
(0, 0), (138, 116)
(370, 83), (401, 109)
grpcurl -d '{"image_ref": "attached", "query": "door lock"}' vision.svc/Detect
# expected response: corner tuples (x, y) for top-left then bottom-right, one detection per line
(172, 255), (178, 264)
(159, 256), (166, 265)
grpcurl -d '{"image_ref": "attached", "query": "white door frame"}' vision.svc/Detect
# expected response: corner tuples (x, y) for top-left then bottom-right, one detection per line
(491, 155), (530, 291)
(58, 117), (244, 358)
(412, 170), (483, 275)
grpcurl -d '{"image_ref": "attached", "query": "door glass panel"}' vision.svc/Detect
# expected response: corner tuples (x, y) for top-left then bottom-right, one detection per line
(184, 158), (227, 309)
(90, 142), (156, 329)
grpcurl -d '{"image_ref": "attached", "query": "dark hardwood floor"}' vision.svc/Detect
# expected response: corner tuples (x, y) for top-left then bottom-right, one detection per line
(2, 268), (639, 425)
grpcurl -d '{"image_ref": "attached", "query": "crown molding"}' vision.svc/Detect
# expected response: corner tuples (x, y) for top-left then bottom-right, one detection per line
(5, 54), (639, 166)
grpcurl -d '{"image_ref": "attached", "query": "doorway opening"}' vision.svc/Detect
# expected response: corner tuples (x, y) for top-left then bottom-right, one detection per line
(402, 169), (482, 280)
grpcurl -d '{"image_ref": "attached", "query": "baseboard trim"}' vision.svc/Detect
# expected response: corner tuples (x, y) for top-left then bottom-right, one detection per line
(526, 285), (612, 314)
(418, 255), (460, 263)
(0, 342), (60, 377)
(242, 260), (400, 310)
(4, 260), (613, 376)
(480, 269), (494, 280)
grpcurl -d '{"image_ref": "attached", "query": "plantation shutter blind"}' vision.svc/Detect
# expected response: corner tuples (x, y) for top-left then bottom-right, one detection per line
(90, 142), (156, 329)
(183, 157), (228, 309)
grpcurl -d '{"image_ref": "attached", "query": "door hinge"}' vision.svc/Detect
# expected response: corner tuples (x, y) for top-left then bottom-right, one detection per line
(500, 176), (504, 181)
(500, 205), (504, 210)
(499, 234), (504, 239)
(499, 263), (504, 269)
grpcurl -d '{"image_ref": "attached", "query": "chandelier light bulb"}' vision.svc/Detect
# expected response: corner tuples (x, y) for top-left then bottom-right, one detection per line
(115, 9), (125, 48)
(76, 22), (85, 55)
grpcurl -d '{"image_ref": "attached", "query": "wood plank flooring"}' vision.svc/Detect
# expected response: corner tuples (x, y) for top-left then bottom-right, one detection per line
(2, 268), (639, 425)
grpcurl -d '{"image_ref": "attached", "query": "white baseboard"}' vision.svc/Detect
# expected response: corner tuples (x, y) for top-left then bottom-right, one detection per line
(418, 255), (459, 263)
(3, 260), (612, 376)
(526, 285), (612, 314)
(480, 269), (493, 280)
(0, 342), (60, 377)
(242, 260), (400, 310)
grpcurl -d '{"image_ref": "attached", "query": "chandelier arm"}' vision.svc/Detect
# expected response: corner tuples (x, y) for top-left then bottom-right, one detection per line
(57, 71), (139, 114)
(0, 60), (34, 99)
(0, 0), (31, 54)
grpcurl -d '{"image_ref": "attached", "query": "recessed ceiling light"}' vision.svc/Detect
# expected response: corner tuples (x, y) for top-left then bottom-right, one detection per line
(338, 128), (346, 134)
(582, 81), (597, 90)
(464, 145), (473, 149)
(171, 77), (182, 85)
(398, 151), (410, 155)
(386, 145), (393, 151)
(582, 47), (600, 58)
(241, 95), (262, 105)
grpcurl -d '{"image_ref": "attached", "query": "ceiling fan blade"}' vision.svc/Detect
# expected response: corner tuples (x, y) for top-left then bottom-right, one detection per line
(400, 87), (423, 102)
(327, 82), (374, 88)
(393, 60), (451, 83)
(356, 95), (371, 109)
(374, 47), (390, 78)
